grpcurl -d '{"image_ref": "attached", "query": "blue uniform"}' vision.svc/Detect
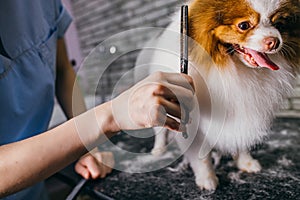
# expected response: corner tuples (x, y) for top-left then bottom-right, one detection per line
(0, 0), (72, 199)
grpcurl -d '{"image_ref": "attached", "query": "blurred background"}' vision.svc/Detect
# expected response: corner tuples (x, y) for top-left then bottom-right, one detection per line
(53, 0), (300, 125)
(50, 0), (188, 126)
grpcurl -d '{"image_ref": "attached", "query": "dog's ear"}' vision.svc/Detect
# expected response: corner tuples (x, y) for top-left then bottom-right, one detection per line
(271, 0), (300, 36)
(270, 0), (300, 70)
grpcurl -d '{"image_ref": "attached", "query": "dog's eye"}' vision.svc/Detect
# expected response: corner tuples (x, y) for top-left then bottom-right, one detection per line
(238, 21), (251, 31)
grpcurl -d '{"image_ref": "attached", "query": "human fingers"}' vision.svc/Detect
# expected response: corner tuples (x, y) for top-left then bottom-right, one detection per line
(78, 155), (102, 179)
(75, 161), (90, 179)
(146, 103), (185, 131)
(157, 97), (181, 119)
(93, 152), (114, 178)
(151, 96), (192, 124)
(138, 83), (193, 126)
(152, 82), (194, 112)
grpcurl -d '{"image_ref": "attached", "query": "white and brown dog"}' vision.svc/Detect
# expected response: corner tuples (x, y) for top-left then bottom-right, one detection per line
(136, 0), (300, 190)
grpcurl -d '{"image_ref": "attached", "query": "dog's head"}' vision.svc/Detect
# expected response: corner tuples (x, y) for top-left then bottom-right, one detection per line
(189, 0), (300, 70)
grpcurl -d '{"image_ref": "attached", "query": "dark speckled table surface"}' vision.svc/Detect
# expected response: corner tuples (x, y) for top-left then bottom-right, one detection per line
(77, 118), (300, 200)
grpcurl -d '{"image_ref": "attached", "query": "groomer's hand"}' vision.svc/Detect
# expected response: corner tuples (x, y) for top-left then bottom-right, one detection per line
(75, 150), (115, 179)
(111, 72), (195, 132)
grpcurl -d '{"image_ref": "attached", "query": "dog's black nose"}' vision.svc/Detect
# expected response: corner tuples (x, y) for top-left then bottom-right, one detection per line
(263, 37), (280, 51)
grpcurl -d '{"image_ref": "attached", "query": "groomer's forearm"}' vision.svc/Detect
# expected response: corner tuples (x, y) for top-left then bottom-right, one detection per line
(0, 119), (85, 197)
(0, 102), (117, 197)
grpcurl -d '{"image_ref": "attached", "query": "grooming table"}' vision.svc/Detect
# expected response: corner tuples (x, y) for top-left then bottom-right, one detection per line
(66, 118), (300, 200)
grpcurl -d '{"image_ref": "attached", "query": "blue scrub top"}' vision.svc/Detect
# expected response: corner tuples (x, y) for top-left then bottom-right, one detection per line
(0, 0), (72, 199)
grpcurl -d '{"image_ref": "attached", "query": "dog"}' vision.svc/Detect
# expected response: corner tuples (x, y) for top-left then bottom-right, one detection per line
(135, 0), (300, 190)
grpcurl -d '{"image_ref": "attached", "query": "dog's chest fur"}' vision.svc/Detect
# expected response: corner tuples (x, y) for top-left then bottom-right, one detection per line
(193, 55), (294, 154)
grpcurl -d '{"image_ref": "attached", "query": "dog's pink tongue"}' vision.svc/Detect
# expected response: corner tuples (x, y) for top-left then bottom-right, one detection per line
(246, 48), (279, 70)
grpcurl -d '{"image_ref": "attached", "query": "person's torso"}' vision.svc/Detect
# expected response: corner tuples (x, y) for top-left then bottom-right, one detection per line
(0, 1), (71, 199)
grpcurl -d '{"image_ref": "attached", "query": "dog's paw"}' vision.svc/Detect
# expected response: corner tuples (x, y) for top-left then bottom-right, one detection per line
(237, 158), (262, 173)
(196, 174), (219, 191)
(151, 146), (167, 156)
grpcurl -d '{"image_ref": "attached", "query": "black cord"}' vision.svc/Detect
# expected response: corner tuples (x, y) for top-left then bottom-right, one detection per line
(65, 178), (87, 200)
(65, 178), (115, 200)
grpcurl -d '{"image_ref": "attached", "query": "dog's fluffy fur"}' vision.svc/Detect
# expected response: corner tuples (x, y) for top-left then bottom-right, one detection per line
(136, 0), (300, 190)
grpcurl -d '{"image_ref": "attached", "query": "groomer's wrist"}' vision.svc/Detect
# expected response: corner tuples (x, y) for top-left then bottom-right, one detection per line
(73, 102), (118, 149)
(94, 101), (120, 137)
